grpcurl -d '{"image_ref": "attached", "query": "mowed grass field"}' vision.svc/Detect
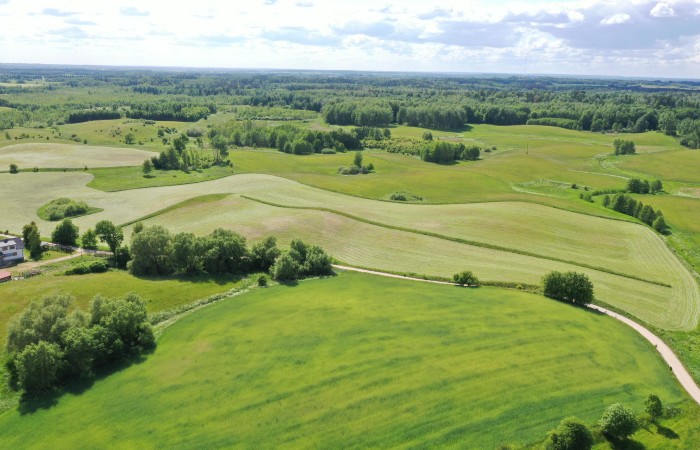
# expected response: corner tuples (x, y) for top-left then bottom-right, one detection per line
(121, 192), (699, 330)
(1, 171), (697, 329)
(0, 143), (156, 169)
(0, 272), (695, 449)
(0, 268), (245, 349)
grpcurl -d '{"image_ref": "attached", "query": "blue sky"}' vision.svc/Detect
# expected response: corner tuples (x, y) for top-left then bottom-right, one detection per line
(0, 0), (699, 78)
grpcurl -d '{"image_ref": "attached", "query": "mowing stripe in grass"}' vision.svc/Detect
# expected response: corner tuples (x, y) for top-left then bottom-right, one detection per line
(241, 195), (672, 288)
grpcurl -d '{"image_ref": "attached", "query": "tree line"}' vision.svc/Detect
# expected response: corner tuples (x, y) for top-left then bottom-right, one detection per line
(128, 225), (333, 282)
(602, 194), (667, 232)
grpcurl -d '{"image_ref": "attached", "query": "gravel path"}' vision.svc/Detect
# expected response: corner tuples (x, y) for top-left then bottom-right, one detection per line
(332, 264), (700, 406)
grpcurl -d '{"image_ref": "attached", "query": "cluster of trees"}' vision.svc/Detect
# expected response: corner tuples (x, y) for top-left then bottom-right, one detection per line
(211, 121), (365, 154)
(127, 102), (216, 122)
(543, 395), (664, 449)
(676, 118), (700, 148)
(67, 109), (121, 124)
(420, 141), (480, 164)
(323, 102), (393, 127)
(542, 271), (594, 305)
(397, 105), (468, 130)
(128, 225), (332, 281)
(41, 198), (90, 221)
(626, 178), (663, 194)
(526, 117), (580, 130)
(613, 139), (636, 155)
(602, 194), (667, 232)
(149, 134), (222, 172)
(5, 293), (154, 394)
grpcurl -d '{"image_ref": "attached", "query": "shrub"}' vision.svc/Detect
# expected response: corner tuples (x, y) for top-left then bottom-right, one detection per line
(257, 274), (268, 287)
(9, 163), (18, 174)
(65, 259), (109, 276)
(270, 252), (299, 281)
(453, 271), (480, 286)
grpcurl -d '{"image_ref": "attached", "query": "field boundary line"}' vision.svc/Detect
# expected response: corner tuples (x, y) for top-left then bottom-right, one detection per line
(242, 195), (671, 287)
(333, 264), (700, 407)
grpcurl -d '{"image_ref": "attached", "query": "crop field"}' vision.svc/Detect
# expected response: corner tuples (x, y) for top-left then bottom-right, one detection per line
(0, 267), (245, 349)
(0, 272), (694, 448)
(1, 169), (698, 329)
(121, 192), (697, 330)
(0, 143), (156, 169)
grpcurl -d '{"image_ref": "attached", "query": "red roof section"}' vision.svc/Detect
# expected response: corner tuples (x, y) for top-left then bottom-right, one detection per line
(0, 270), (11, 279)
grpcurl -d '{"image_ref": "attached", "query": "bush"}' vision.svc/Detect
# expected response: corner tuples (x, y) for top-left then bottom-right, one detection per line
(542, 271), (593, 304)
(270, 252), (299, 281)
(257, 274), (268, 287)
(9, 163), (18, 174)
(40, 197), (93, 221)
(599, 403), (639, 440)
(543, 416), (593, 450)
(453, 271), (480, 286)
(65, 259), (109, 276)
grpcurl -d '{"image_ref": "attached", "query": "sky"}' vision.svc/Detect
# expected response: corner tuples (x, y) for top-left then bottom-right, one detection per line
(0, 0), (699, 78)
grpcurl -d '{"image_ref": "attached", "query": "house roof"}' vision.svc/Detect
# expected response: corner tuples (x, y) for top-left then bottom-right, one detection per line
(0, 270), (11, 279)
(1, 237), (23, 250)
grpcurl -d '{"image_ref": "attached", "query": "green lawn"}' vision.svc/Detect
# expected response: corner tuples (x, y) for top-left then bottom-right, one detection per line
(0, 272), (695, 448)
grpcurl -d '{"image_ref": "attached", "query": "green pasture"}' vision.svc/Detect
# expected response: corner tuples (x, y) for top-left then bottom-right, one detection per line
(0, 267), (244, 349)
(122, 192), (699, 330)
(0, 272), (694, 448)
(86, 165), (235, 191)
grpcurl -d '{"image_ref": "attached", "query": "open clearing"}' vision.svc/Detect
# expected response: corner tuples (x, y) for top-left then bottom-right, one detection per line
(1, 171), (697, 330)
(0, 143), (156, 169)
(0, 272), (695, 448)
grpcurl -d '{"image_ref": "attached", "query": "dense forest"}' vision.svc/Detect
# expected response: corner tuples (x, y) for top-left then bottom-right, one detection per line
(1, 66), (700, 147)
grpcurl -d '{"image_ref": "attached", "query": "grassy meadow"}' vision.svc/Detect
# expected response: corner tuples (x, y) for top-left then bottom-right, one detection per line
(0, 272), (696, 449)
(0, 142), (156, 170)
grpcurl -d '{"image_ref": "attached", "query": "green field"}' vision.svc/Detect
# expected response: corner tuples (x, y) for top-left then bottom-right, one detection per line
(0, 272), (695, 448)
(1, 167), (697, 330)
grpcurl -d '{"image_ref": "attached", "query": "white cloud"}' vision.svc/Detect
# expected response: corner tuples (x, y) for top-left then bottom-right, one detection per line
(650, 2), (676, 17)
(600, 13), (632, 25)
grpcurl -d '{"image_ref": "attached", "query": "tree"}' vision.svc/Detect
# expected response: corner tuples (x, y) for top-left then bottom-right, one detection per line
(602, 195), (611, 208)
(544, 417), (593, 450)
(52, 218), (79, 246)
(124, 133), (135, 144)
(422, 131), (433, 141)
(599, 403), (639, 440)
(200, 228), (248, 274)
(302, 245), (333, 276)
(81, 228), (98, 250)
(250, 236), (281, 271)
(211, 135), (229, 163)
(22, 221), (43, 258)
(129, 225), (173, 275)
(650, 179), (663, 194)
(171, 232), (204, 275)
(353, 151), (363, 168)
(7, 293), (73, 354)
(9, 163), (18, 174)
(453, 271), (480, 286)
(652, 215), (668, 233)
(14, 341), (63, 393)
(644, 394), (663, 422)
(658, 111), (677, 136)
(270, 252), (299, 281)
(142, 159), (153, 176)
(95, 220), (124, 253)
(542, 271), (594, 304)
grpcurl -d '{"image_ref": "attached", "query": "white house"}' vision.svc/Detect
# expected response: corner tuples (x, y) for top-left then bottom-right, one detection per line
(0, 237), (24, 265)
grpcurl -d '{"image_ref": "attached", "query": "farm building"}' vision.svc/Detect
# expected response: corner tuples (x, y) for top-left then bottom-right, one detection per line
(0, 237), (24, 265)
(0, 269), (11, 283)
